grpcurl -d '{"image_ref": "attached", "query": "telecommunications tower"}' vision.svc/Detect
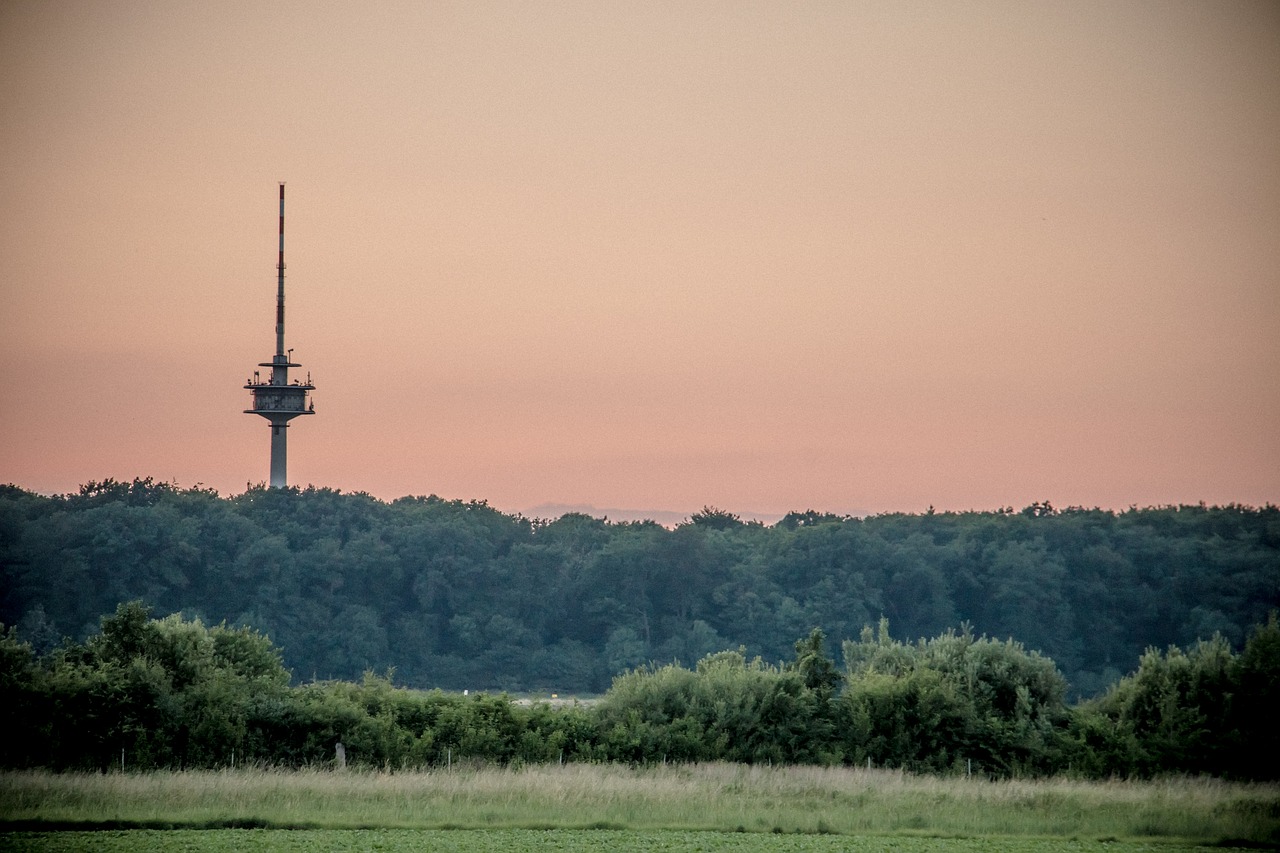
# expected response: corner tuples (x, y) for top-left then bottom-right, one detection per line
(244, 183), (314, 488)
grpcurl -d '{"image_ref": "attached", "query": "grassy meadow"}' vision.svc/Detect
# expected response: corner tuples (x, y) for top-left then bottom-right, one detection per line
(2, 763), (1278, 845)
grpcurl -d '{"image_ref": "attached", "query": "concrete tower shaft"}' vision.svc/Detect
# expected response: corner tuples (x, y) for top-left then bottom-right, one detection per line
(245, 183), (314, 488)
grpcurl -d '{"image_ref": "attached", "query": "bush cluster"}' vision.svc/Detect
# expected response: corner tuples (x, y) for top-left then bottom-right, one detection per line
(3, 604), (1277, 779)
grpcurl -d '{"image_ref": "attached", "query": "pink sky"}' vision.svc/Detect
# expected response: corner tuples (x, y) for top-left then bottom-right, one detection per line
(2, 1), (1277, 517)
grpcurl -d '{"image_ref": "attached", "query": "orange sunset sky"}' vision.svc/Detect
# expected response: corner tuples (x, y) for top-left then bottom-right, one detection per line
(2, 1), (1277, 519)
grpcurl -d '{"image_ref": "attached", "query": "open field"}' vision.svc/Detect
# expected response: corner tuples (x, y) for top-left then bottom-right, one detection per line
(0, 828), (1272, 853)
(2, 764), (1277, 846)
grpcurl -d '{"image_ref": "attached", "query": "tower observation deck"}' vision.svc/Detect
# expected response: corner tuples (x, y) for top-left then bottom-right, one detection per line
(245, 183), (314, 488)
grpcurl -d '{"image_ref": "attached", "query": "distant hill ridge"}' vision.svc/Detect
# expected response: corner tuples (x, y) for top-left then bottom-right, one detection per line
(523, 502), (790, 527)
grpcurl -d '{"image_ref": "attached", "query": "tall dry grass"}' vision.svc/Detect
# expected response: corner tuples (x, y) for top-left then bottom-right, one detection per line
(2, 763), (1276, 843)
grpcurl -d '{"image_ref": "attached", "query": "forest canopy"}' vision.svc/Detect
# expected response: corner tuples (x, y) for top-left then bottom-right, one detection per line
(1, 480), (1276, 699)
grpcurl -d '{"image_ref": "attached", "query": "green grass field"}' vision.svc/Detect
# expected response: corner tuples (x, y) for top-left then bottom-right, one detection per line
(0, 828), (1269, 853)
(2, 764), (1277, 848)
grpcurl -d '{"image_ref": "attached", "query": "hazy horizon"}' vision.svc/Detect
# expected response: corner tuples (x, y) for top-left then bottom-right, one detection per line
(9, 480), (1270, 528)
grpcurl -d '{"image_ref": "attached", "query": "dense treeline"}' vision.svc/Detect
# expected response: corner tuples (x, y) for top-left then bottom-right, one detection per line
(2, 473), (1280, 696)
(1, 479), (1277, 697)
(3, 604), (1278, 778)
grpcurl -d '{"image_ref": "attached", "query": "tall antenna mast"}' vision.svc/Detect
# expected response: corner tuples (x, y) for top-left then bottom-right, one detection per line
(245, 183), (315, 488)
(276, 181), (286, 357)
